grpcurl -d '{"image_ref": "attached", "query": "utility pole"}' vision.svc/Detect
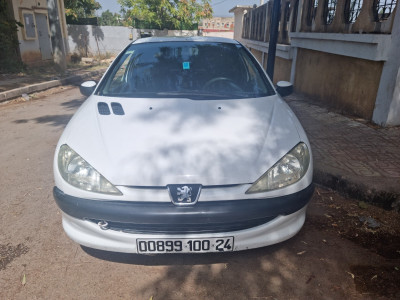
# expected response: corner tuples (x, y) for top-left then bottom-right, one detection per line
(266, 0), (281, 80)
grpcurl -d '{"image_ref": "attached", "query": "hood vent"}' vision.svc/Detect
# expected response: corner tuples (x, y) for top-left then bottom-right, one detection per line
(97, 102), (110, 115)
(111, 102), (125, 115)
(97, 102), (125, 116)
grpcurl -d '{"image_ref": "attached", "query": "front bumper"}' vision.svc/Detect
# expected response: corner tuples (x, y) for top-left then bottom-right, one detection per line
(54, 185), (313, 253)
(53, 184), (314, 234)
(62, 205), (308, 253)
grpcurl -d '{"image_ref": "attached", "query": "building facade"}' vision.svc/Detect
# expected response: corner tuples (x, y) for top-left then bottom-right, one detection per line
(8, 0), (68, 67)
(199, 17), (234, 31)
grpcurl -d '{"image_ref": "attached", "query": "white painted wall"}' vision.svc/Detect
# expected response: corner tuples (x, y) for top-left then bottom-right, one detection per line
(67, 25), (199, 56)
(202, 31), (234, 39)
(67, 25), (135, 56)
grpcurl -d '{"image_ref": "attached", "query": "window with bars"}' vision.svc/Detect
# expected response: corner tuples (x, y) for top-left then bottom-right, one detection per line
(374, 0), (397, 21)
(344, 0), (363, 23)
(324, 0), (338, 24)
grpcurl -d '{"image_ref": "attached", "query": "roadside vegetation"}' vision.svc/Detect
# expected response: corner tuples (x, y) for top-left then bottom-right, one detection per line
(0, 0), (25, 73)
(118, 0), (212, 29)
(64, 0), (102, 23)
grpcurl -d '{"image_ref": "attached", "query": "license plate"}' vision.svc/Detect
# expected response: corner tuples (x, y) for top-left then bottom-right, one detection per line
(137, 237), (234, 253)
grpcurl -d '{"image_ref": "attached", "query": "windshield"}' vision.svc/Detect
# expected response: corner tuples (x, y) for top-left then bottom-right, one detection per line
(96, 41), (275, 99)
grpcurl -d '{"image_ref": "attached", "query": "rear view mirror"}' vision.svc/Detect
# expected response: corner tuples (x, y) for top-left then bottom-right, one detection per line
(276, 81), (293, 97)
(80, 81), (97, 97)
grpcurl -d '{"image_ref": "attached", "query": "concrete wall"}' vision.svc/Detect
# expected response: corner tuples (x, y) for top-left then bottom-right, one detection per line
(68, 25), (134, 56)
(67, 25), (198, 56)
(202, 31), (234, 39)
(272, 56), (292, 83)
(294, 48), (384, 119)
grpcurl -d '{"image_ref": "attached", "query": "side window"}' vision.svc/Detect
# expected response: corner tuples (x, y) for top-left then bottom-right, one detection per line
(104, 52), (133, 93)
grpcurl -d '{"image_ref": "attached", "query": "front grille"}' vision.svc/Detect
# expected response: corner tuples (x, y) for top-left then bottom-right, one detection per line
(88, 216), (276, 234)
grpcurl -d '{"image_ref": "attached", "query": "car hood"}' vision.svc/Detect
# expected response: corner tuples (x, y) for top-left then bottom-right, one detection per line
(62, 95), (301, 186)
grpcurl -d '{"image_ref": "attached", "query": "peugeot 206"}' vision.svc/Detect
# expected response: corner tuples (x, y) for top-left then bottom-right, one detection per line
(53, 37), (313, 254)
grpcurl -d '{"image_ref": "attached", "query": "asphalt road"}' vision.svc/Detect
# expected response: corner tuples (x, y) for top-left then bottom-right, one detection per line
(0, 86), (398, 299)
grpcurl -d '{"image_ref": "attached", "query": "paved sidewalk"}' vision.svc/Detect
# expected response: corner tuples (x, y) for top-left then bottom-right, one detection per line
(286, 94), (400, 210)
(0, 67), (107, 102)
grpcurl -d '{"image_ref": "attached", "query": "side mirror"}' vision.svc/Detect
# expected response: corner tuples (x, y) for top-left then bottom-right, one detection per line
(80, 81), (97, 97)
(276, 81), (293, 97)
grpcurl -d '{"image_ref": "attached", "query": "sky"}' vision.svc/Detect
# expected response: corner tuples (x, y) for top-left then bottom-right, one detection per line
(97, 0), (260, 17)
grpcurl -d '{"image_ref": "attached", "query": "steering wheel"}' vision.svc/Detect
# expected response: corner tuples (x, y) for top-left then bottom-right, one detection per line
(203, 77), (242, 91)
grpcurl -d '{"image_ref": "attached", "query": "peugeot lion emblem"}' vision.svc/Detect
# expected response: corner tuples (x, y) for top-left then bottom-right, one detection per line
(177, 186), (192, 202)
(167, 184), (202, 206)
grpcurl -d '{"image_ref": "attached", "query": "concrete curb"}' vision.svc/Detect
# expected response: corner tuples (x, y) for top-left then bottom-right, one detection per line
(313, 168), (400, 211)
(0, 68), (107, 103)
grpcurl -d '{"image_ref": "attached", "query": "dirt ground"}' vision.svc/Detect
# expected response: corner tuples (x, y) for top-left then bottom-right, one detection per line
(0, 86), (399, 299)
(308, 189), (400, 298)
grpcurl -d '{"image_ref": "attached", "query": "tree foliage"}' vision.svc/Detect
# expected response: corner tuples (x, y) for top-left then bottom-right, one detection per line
(0, 0), (24, 72)
(118, 0), (213, 30)
(64, 0), (101, 19)
(98, 10), (122, 26)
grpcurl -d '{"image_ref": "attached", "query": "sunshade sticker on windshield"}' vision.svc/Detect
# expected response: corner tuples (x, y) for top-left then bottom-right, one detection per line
(182, 62), (190, 70)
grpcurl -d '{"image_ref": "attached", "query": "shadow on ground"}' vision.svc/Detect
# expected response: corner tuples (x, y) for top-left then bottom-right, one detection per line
(61, 99), (85, 110)
(81, 244), (281, 266)
(13, 98), (85, 126)
(81, 237), (343, 299)
(14, 114), (73, 127)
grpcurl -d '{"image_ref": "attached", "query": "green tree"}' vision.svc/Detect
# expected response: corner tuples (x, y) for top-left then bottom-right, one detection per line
(118, 0), (212, 30)
(64, 0), (101, 19)
(0, 0), (24, 72)
(98, 10), (122, 26)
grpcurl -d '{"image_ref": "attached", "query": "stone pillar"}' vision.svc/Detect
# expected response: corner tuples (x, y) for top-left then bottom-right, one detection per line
(372, 10), (400, 126)
(229, 6), (253, 43)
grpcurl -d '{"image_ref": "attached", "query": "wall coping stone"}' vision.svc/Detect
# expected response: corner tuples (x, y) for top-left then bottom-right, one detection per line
(289, 32), (392, 61)
(241, 39), (293, 59)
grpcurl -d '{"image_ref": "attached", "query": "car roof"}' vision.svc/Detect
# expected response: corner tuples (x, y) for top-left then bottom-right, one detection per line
(132, 36), (239, 45)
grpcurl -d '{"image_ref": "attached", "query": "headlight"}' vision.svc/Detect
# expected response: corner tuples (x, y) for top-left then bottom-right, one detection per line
(58, 144), (122, 195)
(246, 143), (310, 194)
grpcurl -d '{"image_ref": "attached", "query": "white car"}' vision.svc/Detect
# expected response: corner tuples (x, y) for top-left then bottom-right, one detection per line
(53, 37), (313, 254)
